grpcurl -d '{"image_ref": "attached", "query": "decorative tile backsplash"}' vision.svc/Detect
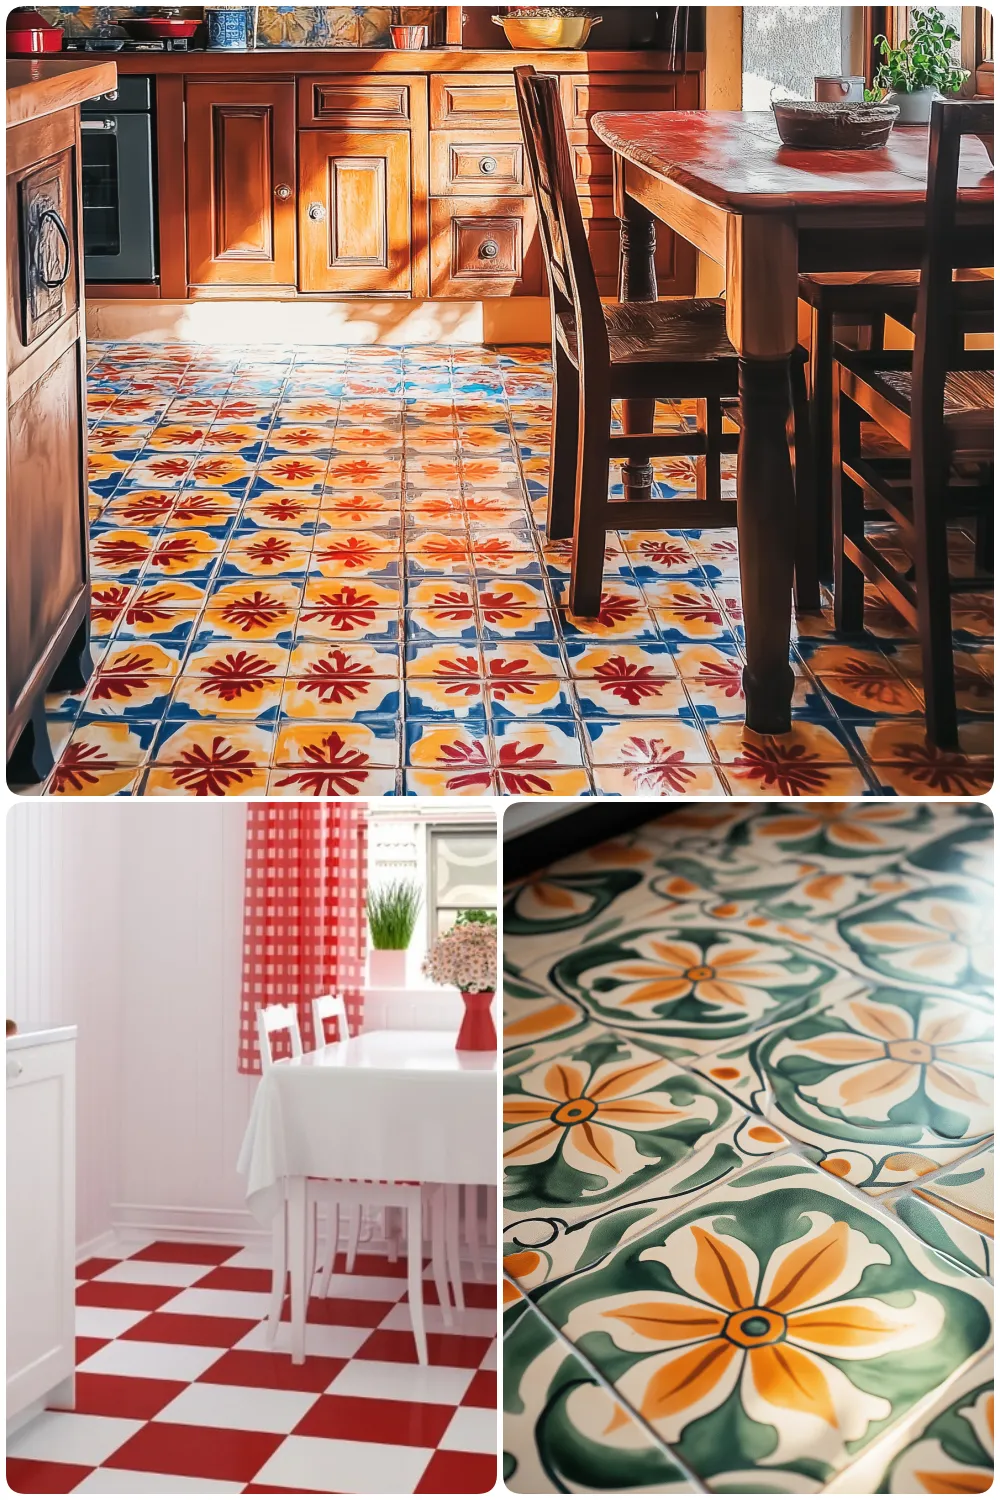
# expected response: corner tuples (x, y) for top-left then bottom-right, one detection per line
(40, 5), (440, 46)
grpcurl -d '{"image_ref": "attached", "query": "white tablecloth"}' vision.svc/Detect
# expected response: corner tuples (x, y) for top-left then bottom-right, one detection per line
(238, 1029), (497, 1224)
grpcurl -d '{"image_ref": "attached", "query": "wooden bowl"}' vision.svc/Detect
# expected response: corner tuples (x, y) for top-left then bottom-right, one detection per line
(772, 100), (899, 150)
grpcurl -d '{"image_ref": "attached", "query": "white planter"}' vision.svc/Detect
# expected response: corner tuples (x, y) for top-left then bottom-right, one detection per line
(368, 948), (407, 987)
(885, 86), (943, 124)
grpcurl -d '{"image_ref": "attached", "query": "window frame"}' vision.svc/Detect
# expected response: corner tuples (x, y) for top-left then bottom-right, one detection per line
(424, 822), (498, 949)
(865, 5), (988, 90)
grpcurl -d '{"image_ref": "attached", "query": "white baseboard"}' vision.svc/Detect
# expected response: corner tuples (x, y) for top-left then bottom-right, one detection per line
(110, 1202), (268, 1245)
(75, 1229), (122, 1264)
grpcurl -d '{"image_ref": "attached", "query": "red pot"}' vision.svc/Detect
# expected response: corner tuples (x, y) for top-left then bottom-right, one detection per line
(7, 8), (62, 54)
(122, 17), (201, 40)
(457, 991), (496, 1052)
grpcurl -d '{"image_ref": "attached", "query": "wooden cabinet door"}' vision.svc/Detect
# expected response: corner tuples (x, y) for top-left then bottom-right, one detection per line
(186, 82), (296, 287)
(299, 130), (412, 294)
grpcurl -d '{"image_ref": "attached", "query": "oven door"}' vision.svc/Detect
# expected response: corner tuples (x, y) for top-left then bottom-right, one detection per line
(81, 112), (157, 282)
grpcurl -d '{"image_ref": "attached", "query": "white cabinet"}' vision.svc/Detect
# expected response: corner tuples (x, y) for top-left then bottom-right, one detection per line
(6, 1028), (76, 1430)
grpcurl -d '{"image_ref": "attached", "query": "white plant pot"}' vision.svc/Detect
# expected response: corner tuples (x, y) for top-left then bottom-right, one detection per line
(368, 948), (407, 987)
(885, 86), (943, 124)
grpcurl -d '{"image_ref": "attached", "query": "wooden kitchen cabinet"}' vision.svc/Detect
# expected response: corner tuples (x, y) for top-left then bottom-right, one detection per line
(6, 60), (112, 785)
(298, 129), (416, 295)
(430, 197), (540, 298)
(185, 81), (297, 287)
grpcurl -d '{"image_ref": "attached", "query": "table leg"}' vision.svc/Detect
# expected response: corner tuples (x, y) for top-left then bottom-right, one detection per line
(737, 357), (796, 733)
(615, 164), (658, 500)
(287, 1177), (308, 1365)
(445, 1184), (465, 1314)
(407, 1198), (429, 1367)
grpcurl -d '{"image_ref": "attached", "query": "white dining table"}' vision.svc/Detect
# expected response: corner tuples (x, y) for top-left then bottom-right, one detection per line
(237, 1028), (498, 1362)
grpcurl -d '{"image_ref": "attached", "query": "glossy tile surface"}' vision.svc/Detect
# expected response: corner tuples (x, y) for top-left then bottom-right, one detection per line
(19, 343), (994, 796)
(8, 1241), (496, 1495)
(503, 804), (994, 1493)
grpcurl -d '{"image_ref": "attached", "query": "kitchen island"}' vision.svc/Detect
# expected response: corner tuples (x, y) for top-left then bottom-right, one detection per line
(6, 56), (116, 783)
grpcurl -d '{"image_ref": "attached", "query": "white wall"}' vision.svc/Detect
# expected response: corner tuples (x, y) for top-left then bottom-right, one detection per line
(7, 805), (125, 1253)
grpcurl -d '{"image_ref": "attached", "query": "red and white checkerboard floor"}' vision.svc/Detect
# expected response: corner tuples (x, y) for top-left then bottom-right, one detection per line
(7, 1240), (497, 1495)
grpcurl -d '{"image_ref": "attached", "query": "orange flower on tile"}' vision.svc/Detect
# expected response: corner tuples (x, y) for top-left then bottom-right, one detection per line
(162, 735), (262, 795)
(271, 728), (376, 796)
(313, 534), (397, 571)
(206, 587), (297, 637)
(91, 583), (133, 627)
(92, 532), (151, 572)
(89, 649), (164, 702)
(197, 650), (278, 704)
(50, 739), (118, 794)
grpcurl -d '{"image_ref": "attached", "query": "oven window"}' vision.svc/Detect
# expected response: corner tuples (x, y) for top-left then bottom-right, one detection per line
(82, 134), (121, 258)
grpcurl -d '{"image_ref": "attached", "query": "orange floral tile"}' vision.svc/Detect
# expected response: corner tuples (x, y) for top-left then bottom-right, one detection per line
(310, 532), (400, 576)
(170, 668), (283, 720)
(185, 641), (290, 678)
(102, 491), (175, 528)
(405, 768), (497, 795)
(144, 530), (221, 576)
(166, 491), (242, 528)
(271, 723), (401, 795)
(592, 762), (729, 796)
(257, 455), (327, 490)
(223, 534), (311, 577)
(325, 457), (401, 489)
(49, 766), (140, 797)
(583, 718), (712, 768)
(91, 530), (153, 576)
(144, 766), (269, 797)
(202, 582), (300, 640)
(153, 720), (274, 770)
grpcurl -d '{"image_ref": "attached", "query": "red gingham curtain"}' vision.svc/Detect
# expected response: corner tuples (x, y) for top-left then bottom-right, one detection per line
(239, 804), (368, 1075)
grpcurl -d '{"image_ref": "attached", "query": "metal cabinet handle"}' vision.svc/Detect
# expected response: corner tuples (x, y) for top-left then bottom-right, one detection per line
(35, 207), (72, 290)
(81, 118), (117, 132)
(308, 201), (327, 221)
(479, 239), (500, 259)
(479, 156), (498, 174)
(101, 88), (119, 102)
(274, 183), (292, 200)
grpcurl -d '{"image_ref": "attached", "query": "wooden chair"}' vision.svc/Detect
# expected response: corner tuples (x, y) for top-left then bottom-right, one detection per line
(513, 65), (818, 616)
(832, 99), (994, 747)
(800, 265), (993, 580)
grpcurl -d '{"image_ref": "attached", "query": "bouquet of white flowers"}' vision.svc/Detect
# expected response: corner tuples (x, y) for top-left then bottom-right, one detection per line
(422, 920), (497, 994)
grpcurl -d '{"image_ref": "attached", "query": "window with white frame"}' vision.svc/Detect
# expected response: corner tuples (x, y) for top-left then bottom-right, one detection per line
(427, 827), (497, 938)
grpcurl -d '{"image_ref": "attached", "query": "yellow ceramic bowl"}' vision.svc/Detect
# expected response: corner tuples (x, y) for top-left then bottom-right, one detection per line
(493, 14), (601, 50)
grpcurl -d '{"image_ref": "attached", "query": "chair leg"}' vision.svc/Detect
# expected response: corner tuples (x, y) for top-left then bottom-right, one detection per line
(789, 359), (820, 613)
(463, 1184), (483, 1282)
(267, 1201), (287, 1342)
(430, 1186), (453, 1326)
(832, 380), (865, 635)
(444, 1184), (465, 1314)
(306, 1200), (317, 1298)
(345, 1203), (362, 1274)
(809, 304), (835, 583)
(868, 311), (887, 353)
(406, 1198), (428, 1367)
(386, 1204), (400, 1264)
(621, 396), (656, 500)
(568, 382), (612, 618)
(912, 454), (959, 747)
(317, 1195), (339, 1299)
(548, 341), (580, 542)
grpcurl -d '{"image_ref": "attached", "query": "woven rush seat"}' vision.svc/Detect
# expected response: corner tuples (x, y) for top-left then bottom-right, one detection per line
(556, 298), (737, 379)
(839, 355), (994, 462)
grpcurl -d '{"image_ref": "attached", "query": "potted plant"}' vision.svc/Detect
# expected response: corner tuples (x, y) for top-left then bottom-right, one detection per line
(423, 915), (498, 1051)
(366, 879), (422, 987)
(870, 7), (968, 123)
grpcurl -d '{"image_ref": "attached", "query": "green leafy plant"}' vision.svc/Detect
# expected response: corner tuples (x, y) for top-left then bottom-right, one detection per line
(455, 909), (498, 927)
(869, 7), (968, 98)
(366, 880), (422, 949)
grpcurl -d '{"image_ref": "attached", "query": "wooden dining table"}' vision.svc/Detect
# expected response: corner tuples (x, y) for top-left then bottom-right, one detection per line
(591, 109), (994, 734)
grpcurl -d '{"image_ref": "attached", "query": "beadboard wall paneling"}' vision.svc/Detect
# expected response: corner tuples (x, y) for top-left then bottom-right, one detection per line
(6, 805), (124, 1252)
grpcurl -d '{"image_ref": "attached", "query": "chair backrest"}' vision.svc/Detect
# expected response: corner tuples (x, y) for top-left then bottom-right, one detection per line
(514, 65), (609, 362)
(913, 100), (994, 471)
(256, 1002), (302, 1073)
(311, 992), (348, 1047)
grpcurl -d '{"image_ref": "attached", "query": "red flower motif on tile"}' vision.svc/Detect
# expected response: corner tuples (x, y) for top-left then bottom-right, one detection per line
(171, 495), (231, 524)
(90, 651), (159, 701)
(194, 457), (241, 481)
(486, 657), (547, 700)
(300, 586), (381, 632)
(215, 590), (292, 633)
(314, 536), (384, 569)
(408, 496), (453, 519)
(423, 589), (475, 621)
(327, 459), (386, 483)
(293, 651), (379, 705)
(168, 736), (259, 795)
(479, 590), (528, 625)
(125, 587), (185, 627)
(92, 535), (150, 570)
(91, 584), (132, 626)
(497, 741), (558, 795)
(273, 428), (327, 450)
(731, 740), (832, 796)
(244, 535), (295, 567)
(664, 588), (725, 629)
(583, 592), (642, 629)
(692, 655), (743, 698)
(149, 536), (204, 570)
(473, 538), (517, 564)
(429, 655), (482, 697)
(51, 740), (116, 794)
(254, 499), (310, 523)
(435, 739), (493, 789)
(199, 651), (275, 702)
(634, 540), (691, 567)
(591, 655), (671, 706)
(201, 428), (249, 449)
(272, 731), (373, 795)
(220, 401), (267, 419)
(417, 537), (471, 566)
(618, 736), (700, 793)
(161, 426), (205, 446)
(144, 457), (190, 478)
(118, 496), (174, 526)
(881, 742), (991, 795)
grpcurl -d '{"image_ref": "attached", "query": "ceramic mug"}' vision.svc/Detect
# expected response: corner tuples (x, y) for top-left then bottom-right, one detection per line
(815, 75), (866, 103)
(205, 6), (250, 50)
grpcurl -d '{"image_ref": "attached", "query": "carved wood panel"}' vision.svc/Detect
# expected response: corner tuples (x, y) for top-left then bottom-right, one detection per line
(298, 129), (412, 294)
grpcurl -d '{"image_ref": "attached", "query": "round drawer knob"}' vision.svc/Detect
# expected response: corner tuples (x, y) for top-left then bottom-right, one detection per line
(308, 202), (327, 222)
(479, 239), (500, 260)
(479, 156), (498, 175)
(274, 183), (293, 201)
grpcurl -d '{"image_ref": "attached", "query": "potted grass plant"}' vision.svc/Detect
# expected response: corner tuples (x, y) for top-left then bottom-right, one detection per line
(870, 7), (968, 123)
(366, 879), (422, 987)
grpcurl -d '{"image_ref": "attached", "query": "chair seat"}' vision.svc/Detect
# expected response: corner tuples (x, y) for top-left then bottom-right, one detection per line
(557, 297), (737, 370)
(843, 354), (994, 462)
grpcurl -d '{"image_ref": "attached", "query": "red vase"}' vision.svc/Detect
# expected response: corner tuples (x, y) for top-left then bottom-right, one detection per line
(457, 991), (496, 1051)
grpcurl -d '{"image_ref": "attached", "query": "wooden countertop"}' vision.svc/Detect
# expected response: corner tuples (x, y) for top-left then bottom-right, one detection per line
(109, 47), (703, 76)
(7, 56), (117, 127)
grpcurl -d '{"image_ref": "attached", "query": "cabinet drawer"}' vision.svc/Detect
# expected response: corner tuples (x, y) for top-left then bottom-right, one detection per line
(560, 72), (700, 130)
(430, 75), (518, 128)
(568, 135), (614, 197)
(298, 76), (418, 126)
(430, 130), (527, 196)
(430, 198), (540, 298)
(11, 146), (79, 350)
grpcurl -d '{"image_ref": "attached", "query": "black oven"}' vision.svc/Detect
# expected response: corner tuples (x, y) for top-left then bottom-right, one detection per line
(81, 76), (157, 283)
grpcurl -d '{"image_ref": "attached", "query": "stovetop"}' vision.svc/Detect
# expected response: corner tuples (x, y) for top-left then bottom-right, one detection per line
(62, 36), (198, 53)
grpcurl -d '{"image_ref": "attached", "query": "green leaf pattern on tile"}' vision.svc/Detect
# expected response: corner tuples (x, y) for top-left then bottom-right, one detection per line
(838, 886), (993, 998)
(880, 1377), (993, 1493)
